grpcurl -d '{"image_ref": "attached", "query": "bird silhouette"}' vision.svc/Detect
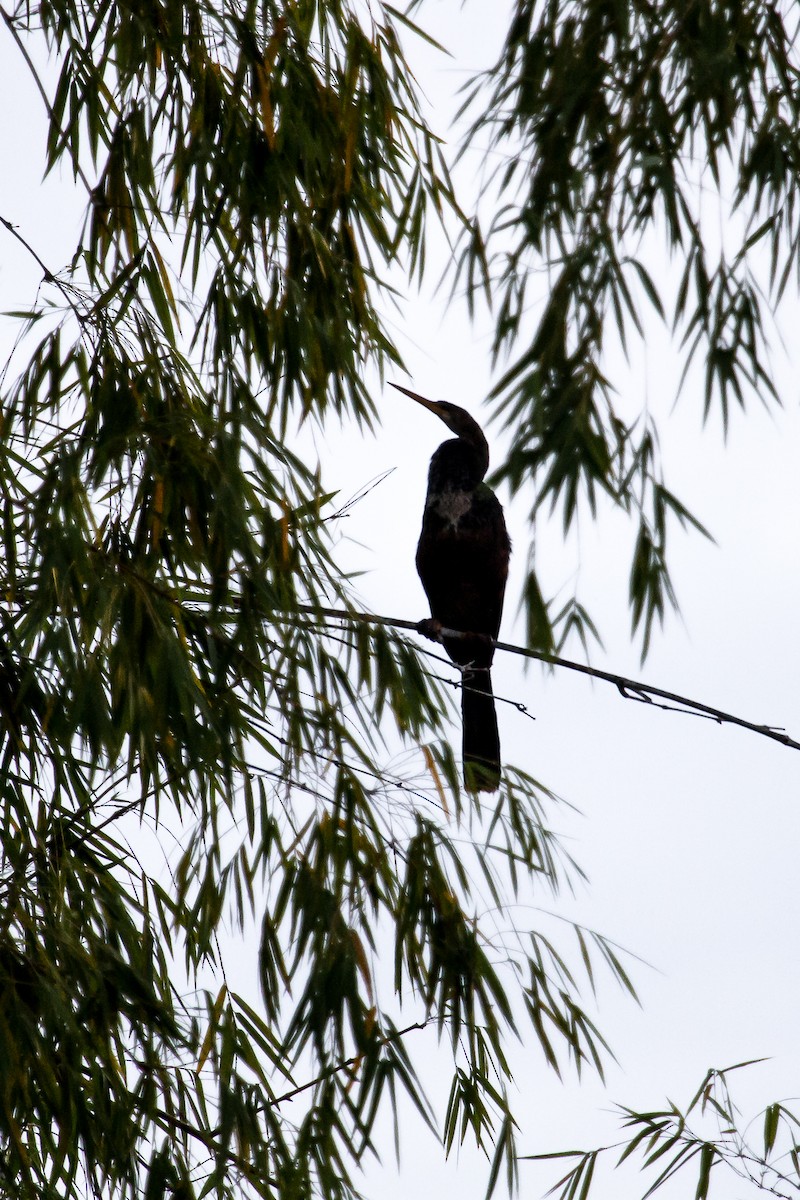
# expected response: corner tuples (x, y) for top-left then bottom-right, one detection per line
(392, 383), (510, 792)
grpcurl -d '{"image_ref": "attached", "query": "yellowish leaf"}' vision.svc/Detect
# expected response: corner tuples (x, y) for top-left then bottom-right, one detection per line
(421, 744), (449, 818)
(350, 928), (373, 1001)
(196, 984), (228, 1075)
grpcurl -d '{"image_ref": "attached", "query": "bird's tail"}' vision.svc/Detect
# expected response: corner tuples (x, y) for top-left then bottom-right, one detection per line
(461, 667), (501, 792)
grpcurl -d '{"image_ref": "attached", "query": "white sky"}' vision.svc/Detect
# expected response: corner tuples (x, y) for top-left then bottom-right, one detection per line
(1, 5), (799, 1199)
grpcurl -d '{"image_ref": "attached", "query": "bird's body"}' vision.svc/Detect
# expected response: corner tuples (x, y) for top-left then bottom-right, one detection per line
(392, 384), (510, 792)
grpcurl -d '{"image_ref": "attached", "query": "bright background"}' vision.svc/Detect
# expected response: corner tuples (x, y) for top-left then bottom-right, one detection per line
(1, 5), (798, 1198)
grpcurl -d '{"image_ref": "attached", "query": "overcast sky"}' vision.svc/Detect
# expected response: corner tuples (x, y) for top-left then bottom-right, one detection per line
(325, 8), (800, 1197)
(1, 6), (799, 1199)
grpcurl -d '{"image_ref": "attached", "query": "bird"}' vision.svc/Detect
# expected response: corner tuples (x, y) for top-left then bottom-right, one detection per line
(391, 382), (510, 792)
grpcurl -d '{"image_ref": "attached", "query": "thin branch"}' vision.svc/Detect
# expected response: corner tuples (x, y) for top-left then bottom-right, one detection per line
(0, 215), (93, 324)
(146, 1103), (277, 1185)
(7, 568), (795, 755)
(267, 1020), (429, 1108)
(290, 605), (800, 754)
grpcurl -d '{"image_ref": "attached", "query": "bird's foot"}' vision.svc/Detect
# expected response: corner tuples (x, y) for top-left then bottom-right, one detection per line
(416, 617), (444, 643)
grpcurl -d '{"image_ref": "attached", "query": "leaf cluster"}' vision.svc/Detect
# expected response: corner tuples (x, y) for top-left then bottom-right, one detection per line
(528, 1060), (800, 1200)
(457, 0), (800, 655)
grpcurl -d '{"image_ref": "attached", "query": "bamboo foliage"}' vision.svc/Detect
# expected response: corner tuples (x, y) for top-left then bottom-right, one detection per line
(3, 1), (800, 1197)
(0, 3), (630, 1198)
(458, 0), (800, 656)
(525, 1062), (800, 1200)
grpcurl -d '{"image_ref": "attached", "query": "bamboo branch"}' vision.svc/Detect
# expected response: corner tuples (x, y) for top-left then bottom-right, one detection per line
(291, 604), (800, 754)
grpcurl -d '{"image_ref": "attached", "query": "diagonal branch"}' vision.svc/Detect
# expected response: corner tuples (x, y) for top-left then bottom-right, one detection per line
(0, 215), (92, 324)
(267, 1019), (430, 1109)
(292, 605), (800, 754)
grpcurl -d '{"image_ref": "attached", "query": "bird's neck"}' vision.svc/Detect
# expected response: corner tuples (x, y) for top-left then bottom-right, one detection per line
(427, 437), (489, 494)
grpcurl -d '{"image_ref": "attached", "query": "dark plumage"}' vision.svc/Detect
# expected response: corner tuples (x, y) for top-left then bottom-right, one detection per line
(392, 383), (510, 792)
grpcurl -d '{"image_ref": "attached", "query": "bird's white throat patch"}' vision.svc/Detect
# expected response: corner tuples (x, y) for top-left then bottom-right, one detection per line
(428, 488), (472, 529)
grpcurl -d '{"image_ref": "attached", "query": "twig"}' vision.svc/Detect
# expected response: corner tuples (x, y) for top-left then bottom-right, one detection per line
(267, 1019), (430, 1108)
(0, 215), (93, 325)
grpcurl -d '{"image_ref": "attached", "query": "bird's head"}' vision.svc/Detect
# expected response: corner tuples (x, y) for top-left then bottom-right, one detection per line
(390, 383), (488, 451)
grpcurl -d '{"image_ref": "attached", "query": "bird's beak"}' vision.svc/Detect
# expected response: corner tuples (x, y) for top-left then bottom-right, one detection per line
(389, 382), (448, 420)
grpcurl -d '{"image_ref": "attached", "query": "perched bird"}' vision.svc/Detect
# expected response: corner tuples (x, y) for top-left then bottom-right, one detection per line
(392, 383), (510, 792)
